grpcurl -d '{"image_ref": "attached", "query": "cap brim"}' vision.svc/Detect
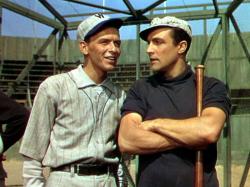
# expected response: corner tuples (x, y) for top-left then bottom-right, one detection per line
(85, 18), (123, 40)
(140, 25), (170, 41)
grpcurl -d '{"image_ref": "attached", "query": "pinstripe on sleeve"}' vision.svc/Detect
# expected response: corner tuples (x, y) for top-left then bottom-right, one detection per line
(20, 80), (56, 161)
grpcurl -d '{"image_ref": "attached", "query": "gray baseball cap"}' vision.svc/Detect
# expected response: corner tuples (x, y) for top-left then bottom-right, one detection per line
(77, 13), (123, 41)
(140, 16), (192, 41)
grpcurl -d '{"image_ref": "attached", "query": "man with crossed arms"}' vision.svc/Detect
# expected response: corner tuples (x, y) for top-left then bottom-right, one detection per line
(118, 16), (231, 187)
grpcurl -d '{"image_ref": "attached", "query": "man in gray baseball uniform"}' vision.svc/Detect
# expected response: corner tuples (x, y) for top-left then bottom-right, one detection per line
(20, 13), (126, 187)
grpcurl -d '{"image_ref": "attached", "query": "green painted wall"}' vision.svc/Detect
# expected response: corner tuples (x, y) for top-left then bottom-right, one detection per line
(2, 32), (250, 89)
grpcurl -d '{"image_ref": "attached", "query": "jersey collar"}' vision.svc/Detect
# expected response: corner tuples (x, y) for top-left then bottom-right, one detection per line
(68, 64), (117, 94)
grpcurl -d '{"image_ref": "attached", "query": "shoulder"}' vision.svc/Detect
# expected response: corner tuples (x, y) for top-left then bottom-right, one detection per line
(204, 76), (227, 92)
(39, 72), (71, 89)
(43, 72), (69, 85)
(203, 76), (229, 98)
(205, 76), (224, 84)
(130, 75), (157, 93)
(36, 73), (72, 99)
(124, 76), (155, 101)
(203, 76), (231, 115)
(131, 76), (153, 88)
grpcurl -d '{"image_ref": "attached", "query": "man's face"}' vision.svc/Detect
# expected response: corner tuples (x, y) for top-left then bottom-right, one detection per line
(80, 27), (121, 73)
(146, 28), (181, 73)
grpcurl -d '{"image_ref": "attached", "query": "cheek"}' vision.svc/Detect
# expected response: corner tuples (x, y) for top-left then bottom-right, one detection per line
(117, 47), (121, 53)
(116, 48), (121, 56)
(160, 49), (177, 63)
(91, 48), (103, 58)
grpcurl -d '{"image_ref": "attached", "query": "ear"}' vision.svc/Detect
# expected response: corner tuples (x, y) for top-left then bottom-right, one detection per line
(178, 40), (188, 54)
(79, 41), (89, 55)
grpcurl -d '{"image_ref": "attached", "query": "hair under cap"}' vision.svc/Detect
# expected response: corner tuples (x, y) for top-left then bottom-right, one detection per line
(140, 16), (192, 41)
(77, 13), (123, 41)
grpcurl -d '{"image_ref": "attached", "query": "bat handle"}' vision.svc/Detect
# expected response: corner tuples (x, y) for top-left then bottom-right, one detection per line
(195, 65), (205, 117)
(195, 151), (204, 187)
(194, 64), (205, 187)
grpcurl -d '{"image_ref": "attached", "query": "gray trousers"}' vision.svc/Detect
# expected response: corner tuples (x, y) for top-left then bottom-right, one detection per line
(46, 171), (117, 187)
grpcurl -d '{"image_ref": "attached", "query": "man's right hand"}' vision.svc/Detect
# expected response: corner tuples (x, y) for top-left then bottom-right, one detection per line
(0, 155), (6, 161)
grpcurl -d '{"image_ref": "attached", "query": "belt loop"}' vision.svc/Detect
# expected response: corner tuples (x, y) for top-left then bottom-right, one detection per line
(107, 165), (110, 176)
(70, 164), (74, 177)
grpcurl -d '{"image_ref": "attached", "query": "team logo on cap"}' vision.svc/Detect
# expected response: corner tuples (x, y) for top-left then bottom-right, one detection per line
(95, 13), (105, 19)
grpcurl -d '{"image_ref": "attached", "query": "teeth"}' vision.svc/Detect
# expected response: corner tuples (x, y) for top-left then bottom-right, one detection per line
(106, 57), (116, 60)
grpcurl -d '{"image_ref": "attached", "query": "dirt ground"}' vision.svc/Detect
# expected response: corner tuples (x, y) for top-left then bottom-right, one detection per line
(3, 160), (250, 187)
(3, 159), (50, 187)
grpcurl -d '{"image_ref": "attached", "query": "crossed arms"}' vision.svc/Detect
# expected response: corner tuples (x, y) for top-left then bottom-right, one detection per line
(118, 107), (226, 155)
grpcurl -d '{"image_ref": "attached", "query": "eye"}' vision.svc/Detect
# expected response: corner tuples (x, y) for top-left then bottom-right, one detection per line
(153, 39), (164, 45)
(114, 40), (121, 47)
(100, 39), (109, 45)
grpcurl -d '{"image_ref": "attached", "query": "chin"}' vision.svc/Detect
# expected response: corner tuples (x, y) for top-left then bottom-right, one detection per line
(150, 65), (160, 72)
(110, 61), (117, 66)
(105, 65), (116, 71)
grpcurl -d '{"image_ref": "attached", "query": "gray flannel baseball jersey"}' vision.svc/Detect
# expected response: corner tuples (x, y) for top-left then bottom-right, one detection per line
(20, 65), (126, 167)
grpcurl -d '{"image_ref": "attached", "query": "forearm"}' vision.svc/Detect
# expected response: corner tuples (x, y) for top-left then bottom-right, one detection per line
(119, 128), (179, 154)
(146, 117), (208, 147)
(118, 113), (180, 154)
(23, 156), (46, 187)
(142, 107), (226, 148)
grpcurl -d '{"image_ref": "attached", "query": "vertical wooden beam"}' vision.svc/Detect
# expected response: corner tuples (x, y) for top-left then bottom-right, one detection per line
(0, 5), (3, 77)
(7, 29), (59, 96)
(221, 14), (231, 187)
(136, 24), (140, 80)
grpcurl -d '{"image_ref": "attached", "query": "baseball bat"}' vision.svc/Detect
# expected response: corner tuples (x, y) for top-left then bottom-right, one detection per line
(194, 64), (205, 187)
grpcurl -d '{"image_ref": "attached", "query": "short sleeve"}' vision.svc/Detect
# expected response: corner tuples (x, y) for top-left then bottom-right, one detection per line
(121, 80), (147, 118)
(203, 77), (231, 119)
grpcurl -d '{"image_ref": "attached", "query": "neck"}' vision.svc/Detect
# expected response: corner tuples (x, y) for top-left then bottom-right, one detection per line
(83, 62), (107, 84)
(163, 59), (187, 79)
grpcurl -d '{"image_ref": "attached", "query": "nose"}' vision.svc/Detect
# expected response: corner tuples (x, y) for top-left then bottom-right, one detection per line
(109, 42), (119, 53)
(146, 42), (154, 54)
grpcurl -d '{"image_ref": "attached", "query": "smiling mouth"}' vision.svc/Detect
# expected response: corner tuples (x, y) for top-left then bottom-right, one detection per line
(105, 57), (117, 61)
(150, 58), (158, 63)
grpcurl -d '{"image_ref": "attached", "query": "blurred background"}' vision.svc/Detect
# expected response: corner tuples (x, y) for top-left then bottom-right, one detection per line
(0, 0), (250, 186)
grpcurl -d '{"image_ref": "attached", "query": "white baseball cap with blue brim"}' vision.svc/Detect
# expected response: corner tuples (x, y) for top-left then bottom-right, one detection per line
(140, 16), (192, 41)
(77, 13), (123, 41)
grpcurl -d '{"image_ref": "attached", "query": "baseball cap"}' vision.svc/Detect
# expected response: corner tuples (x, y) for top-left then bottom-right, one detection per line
(140, 16), (192, 41)
(77, 13), (123, 41)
